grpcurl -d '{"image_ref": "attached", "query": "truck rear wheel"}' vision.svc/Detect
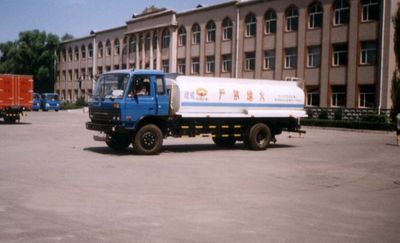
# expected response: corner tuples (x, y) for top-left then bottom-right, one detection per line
(212, 137), (236, 147)
(133, 124), (163, 155)
(105, 133), (131, 151)
(246, 123), (271, 150)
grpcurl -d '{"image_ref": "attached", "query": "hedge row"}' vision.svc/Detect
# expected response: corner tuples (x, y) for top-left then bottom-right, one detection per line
(301, 119), (396, 131)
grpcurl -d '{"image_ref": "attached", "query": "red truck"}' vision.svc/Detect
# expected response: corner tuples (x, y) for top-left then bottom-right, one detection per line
(0, 74), (33, 123)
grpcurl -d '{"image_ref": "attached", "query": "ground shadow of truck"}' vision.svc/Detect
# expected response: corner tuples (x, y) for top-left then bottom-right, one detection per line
(0, 121), (31, 125)
(83, 143), (295, 156)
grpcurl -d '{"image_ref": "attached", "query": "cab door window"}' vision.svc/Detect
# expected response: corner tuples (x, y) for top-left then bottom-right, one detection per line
(128, 76), (151, 97)
(156, 76), (165, 95)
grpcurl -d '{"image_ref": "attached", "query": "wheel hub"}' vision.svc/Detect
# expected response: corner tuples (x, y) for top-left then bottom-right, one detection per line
(142, 132), (156, 149)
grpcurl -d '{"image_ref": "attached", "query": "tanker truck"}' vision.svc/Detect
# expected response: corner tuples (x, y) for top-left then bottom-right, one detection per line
(86, 69), (307, 155)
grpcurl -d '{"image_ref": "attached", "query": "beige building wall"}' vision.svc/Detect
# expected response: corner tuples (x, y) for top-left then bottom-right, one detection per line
(55, 0), (398, 110)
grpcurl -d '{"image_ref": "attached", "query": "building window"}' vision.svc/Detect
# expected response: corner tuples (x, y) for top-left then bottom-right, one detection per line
(222, 54), (232, 72)
(334, 0), (349, 25)
(245, 13), (256, 37)
(68, 70), (72, 81)
(264, 50), (275, 70)
(206, 56), (215, 73)
(105, 66), (111, 72)
(162, 29), (170, 49)
(360, 41), (377, 65)
(265, 10), (277, 34)
(308, 3), (323, 29)
(88, 44), (93, 58)
(162, 60), (169, 73)
(286, 6), (299, 32)
(97, 42), (103, 58)
(307, 87), (320, 107)
(331, 85), (346, 107)
(359, 85), (375, 108)
(222, 18), (233, 40)
(245, 52), (255, 71)
(68, 48), (72, 61)
(308, 46), (321, 68)
(192, 24), (201, 45)
(192, 57), (200, 74)
(114, 39), (120, 55)
(62, 49), (66, 62)
(74, 47), (79, 61)
(333, 43), (348, 66)
(105, 40), (111, 56)
(285, 48), (297, 69)
(362, 0), (379, 22)
(81, 68), (86, 80)
(145, 34), (151, 50)
(152, 33), (158, 49)
(178, 58), (186, 74)
(206, 21), (216, 43)
(74, 69), (79, 80)
(178, 27), (186, 46)
(129, 36), (136, 53)
(62, 71), (66, 81)
(81, 45), (86, 59)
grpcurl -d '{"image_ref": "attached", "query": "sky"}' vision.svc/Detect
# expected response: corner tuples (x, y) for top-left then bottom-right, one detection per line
(0, 0), (228, 43)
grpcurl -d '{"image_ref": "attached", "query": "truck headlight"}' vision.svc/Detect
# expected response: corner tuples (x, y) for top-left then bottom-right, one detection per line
(56, 103), (60, 107)
(46, 103), (50, 107)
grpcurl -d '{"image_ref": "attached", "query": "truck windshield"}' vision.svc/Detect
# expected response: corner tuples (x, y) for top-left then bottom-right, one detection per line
(43, 94), (59, 100)
(93, 73), (130, 99)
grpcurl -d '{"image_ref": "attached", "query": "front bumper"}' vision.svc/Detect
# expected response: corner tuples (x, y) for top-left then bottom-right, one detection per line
(86, 121), (125, 133)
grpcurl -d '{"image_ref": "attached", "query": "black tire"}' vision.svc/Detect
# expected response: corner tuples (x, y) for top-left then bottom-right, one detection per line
(246, 123), (271, 150)
(133, 124), (163, 155)
(55, 109), (59, 112)
(4, 116), (17, 124)
(212, 137), (236, 147)
(105, 133), (131, 151)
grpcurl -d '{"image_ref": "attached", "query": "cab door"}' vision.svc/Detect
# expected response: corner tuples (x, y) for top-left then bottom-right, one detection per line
(124, 75), (157, 122)
(155, 75), (169, 116)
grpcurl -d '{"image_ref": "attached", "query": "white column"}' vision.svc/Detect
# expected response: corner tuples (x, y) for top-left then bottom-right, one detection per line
(150, 31), (154, 69)
(135, 33), (140, 69)
(156, 29), (161, 70)
(141, 33), (146, 69)
(92, 37), (97, 91)
(170, 27), (178, 73)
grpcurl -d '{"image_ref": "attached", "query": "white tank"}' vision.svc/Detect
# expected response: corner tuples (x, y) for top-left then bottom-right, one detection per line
(169, 76), (307, 118)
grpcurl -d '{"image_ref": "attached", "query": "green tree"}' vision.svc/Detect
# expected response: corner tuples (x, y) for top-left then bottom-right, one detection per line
(393, 4), (400, 120)
(0, 30), (60, 93)
(61, 33), (74, 41)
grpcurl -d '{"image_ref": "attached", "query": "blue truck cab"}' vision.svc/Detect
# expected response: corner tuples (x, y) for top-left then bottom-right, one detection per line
(32, 93), (41, 111)
(87, 69), (169, 129)
(87, 69), (170, 154)
(41, 93), (60, 111)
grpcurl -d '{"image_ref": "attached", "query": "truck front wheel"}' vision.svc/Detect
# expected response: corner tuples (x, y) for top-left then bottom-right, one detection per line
(246, 123), (271, 150)
(133, 124), (163, 155)
(105, 133), (131, 151)
(212, 137), (236, 147)
(4, 116), (17, 124)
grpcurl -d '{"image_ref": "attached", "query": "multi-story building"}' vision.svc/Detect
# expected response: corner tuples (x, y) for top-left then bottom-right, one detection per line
(56, 0), (399, 110)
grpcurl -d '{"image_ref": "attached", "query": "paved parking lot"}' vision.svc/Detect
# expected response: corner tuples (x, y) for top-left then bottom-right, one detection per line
(0, 110), (400, 243)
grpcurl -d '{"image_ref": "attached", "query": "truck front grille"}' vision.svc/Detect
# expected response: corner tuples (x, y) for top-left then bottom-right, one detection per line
(89, 107), (120, 124)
